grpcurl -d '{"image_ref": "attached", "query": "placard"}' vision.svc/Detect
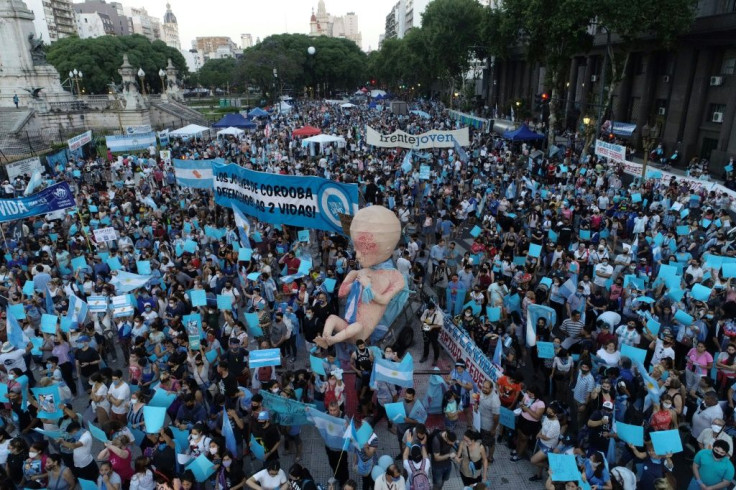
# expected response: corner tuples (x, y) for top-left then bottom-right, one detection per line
(93, 227), (118, 243)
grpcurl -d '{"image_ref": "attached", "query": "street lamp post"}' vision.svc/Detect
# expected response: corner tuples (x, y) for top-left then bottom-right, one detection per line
(137, 68), (146, 95)
(273, 67), (279, 112)
(640, 123), (660, 180)
(307, 46), (315, 99)
(69, 69), (83, 97)
(158, 69), (167, 94)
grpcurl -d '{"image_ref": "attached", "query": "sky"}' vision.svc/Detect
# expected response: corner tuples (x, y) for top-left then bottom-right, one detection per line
(112, 0), (398, 51)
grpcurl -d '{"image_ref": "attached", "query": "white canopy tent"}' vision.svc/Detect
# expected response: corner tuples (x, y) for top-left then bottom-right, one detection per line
(370, 89), (386, 98)
(277, 101), (292, 113)
(216, 126), (245, 138)
(340, 103), (356, 109)
(170, 124), (209, 138)
(301, 134), (346, 154)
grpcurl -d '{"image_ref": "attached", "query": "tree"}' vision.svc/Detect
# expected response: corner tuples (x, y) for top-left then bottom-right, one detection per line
(46, 35), (187, 94)
(193, 58), (238, 91)
(496, 0), (594, 146)
(420, 0), (484, 97)
(236, 34), (367, 100)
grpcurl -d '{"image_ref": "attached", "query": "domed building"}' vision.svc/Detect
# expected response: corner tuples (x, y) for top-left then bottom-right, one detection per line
(162, 2), (180, 50)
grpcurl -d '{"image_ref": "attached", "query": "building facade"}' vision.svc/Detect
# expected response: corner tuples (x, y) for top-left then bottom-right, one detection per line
(73, 0), (130, 36)
(75, 11), (112, 38)
(488, 0), (736, 169)
(26, 0), (76, 43)
(309, 1), (362, 48)
(161, 2), (180, 50)
(194, 37), (238, 61)
(124, 6), (161, 42)
(241, 33), (253, 50)
(383, 0), (430, 42)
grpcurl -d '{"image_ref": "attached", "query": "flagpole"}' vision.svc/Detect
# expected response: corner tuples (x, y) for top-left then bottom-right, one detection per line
(0, 224), (9, 251)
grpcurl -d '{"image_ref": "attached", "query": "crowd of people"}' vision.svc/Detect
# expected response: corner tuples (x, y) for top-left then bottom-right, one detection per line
(0, 95), (733, 490)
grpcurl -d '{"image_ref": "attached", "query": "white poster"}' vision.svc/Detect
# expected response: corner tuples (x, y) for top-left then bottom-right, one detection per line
(595, 139), (626, 162)
(160, 150), (171, 164)
(93, 227), (117, 243)
(6, 157), (43, 180)
(366, 126), (470, 149)
(67, 130), (92, 151)
(125, 125), (153, 135)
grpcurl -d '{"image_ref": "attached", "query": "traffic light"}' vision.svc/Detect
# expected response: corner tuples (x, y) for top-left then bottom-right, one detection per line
(541, 92), (549, 103)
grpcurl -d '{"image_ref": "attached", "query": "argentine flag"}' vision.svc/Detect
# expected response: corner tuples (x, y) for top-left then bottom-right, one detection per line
(66, 294), (89, 328)
(7, 309), (27, 349)
(453, 136), (468, 163)
(401, 151), (413, 174)
(370, 352), (414, 389)
(173, 159), (214, 189)
(635, 361), (660, 404)
(23, 170), (43, 196)
(526, 304), (557, 347)
(110, 271), (152, 293)
(306, 407), (350, 451)
(231, 204), (251, 249)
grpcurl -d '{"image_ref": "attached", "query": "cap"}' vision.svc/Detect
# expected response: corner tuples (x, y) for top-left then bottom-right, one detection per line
(455, 360), (466, 368)
(0, 342), (13, 353)
(77, 335), (91, 343)
(257, 411), (270, 422)
(602, 401), (614, 410)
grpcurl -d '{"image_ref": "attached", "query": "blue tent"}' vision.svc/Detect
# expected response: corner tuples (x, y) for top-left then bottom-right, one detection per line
(248, 108), (270, 118)
(212, 113), (256, 129)
(502, 124), (545, 141)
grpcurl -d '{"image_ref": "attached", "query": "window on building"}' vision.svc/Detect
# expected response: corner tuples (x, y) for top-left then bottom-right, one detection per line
(710, 103), (726, 115)
(722, 57), (736, 75)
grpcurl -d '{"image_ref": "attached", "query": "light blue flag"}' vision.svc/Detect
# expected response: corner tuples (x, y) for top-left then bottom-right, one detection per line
(452, 136), (468, 163)
(6, 310), (26, 350)
(635, 361), (660, 404)
(110, 271), (152, 293)
(45, 286), (55, 315)
(401, 151), (413, 174)
(23, 170), (43, 196)
(249, 435), (266, 461)
(173, 159), (214, 189)
(222, 408), (238, 455)
(66, 294), (88, 329)
(306, 407), (349, 451)
(231, 204), (252, 249)
(370, 352), (414, 388)
(492, 337), (503, 365)
(526, 303), (557, 347)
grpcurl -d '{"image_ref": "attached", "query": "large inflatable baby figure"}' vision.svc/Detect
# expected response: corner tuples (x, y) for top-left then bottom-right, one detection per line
(314, 206), (408, 348)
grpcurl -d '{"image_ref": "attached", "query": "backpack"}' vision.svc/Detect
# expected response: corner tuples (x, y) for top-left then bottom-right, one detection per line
(408, 458), (431, 490)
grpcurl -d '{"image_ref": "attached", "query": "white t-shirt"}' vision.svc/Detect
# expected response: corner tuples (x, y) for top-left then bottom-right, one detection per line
(108, 381), (131, 415)
(593, 263), (613, 287)
(0, 349), (26, 372)
(73, 430), (94, 467)
(252, 469), (287, 490)
(91, 384), (110, 413)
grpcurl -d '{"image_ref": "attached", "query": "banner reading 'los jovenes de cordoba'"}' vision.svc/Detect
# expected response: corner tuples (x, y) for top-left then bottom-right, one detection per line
(366, 126), (469, 149)
(213, 162), (359, 234)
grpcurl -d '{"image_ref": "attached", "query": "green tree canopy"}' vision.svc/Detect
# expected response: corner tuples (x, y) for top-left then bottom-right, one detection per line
(193, 58), (238, 90)
(46, 35), (188, 95)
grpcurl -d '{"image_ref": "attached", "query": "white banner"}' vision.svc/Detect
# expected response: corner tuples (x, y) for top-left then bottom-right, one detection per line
(6, 157), (43, 181)
(618, 160), (736, 211)
(366, 126), (469, 149)
(106, 132), (157, 153)
(67, 130), (92, 151)
(595, 139), (626, 162)
(438, 319), (503, 386)
(93, 227), (117, 243)
(160, 150), (171, 164)
(125, 125), (153, 135)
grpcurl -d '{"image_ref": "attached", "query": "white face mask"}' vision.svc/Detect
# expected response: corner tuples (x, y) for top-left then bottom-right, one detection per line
(28, 451), (38, 458)
(209, 447), (218, 455)
(663, 402), (672, 409)
(712, 424), (723, 434)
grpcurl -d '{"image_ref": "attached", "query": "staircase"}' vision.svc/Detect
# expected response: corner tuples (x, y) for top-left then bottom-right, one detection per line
(151, 99), (208, 127)
(0, 108), (50, 161)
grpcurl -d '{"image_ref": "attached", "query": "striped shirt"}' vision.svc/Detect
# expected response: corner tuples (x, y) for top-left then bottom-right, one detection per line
(573, 372), (596, 404)
(560, 319), (585, 339)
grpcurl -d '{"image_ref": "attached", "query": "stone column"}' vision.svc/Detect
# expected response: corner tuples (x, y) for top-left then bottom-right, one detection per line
(165, 58), (182, 101)
(118, 53), (146, 110)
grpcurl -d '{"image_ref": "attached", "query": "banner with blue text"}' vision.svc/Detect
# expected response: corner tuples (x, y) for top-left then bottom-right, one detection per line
(0, 182), (76, 222)
(213, 162), (359, 234)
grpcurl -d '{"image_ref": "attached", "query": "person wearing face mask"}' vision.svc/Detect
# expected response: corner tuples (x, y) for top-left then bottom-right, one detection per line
(529, 405), (561, 482)
(252, 411), (281, 463)
(185, 423), (212, 458)
(246, 460), (287, 490)
(697, 418), (734, 456)
(43, 453), (76, 490)
(690, 439), (734, 490)
(59, 422), (98, 481)
(49, 333), (76, 396)
(373, 462), (406, 490)
(216, 449), (246, 490)
(107, 369), (131, 424)
(145, 428), (175, 473)
(175, 395), (207, 431)
(649, 396), (678, 432)
(73, 335), (100, 392)
(583, 452), (612, 490)
(301, 306), (320, 353)
(129, 456), (154, 490)
(22, 442), (48, 487)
